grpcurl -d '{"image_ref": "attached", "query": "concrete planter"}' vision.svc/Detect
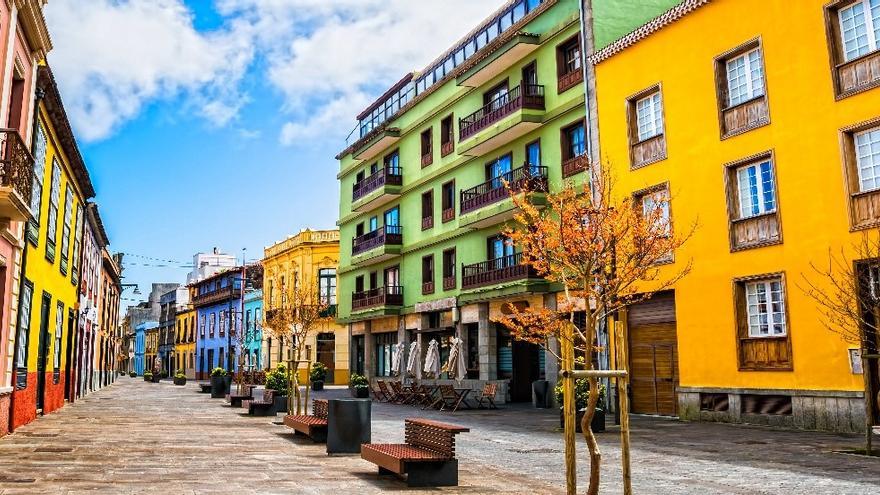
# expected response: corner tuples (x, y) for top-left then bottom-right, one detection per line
(211, 376), (226, 398)
(173, 377), (187, 386)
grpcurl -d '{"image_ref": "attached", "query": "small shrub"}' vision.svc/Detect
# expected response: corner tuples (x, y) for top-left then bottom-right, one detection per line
(211, 367), (226, 377)
(349, 373), (369, 389)
(144, 371), (153, 378)
(310, 362), (328, 382)
(554, 378), (606, 411)
(174, 370), (186, 379)
(265, 365), (288, 394)
(129, 371), (136, 377)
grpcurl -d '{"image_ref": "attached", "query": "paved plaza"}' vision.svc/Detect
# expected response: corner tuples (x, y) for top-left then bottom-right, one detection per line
(0, 379), (877, 494)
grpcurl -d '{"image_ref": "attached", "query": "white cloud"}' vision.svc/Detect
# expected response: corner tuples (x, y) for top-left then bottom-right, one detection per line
(217, 0), (502, 146)
(45, 0), (253, 141)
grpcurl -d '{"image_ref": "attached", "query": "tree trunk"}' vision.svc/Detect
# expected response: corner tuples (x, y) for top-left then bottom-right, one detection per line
(581, 377), (601, 495)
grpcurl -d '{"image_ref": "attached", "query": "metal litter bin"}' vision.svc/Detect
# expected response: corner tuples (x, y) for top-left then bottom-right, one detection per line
(326, 398), (371, 455)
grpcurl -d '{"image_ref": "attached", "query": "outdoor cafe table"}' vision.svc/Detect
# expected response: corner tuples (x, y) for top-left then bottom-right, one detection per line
(453, 388), (474, 410)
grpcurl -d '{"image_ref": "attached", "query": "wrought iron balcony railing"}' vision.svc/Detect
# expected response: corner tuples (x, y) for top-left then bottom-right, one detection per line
(352, 225), (403, 256)
(461, 252), (540, 290)
(460, 165), (547, 215)
(352, 166), (402, 202)
(351, 286), (403, 311)
(459, 84), (545, 141)
(0, 128), (34, 210)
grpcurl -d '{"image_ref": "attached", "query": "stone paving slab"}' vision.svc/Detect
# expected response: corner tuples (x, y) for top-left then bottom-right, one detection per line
(0, 379), (877, 494)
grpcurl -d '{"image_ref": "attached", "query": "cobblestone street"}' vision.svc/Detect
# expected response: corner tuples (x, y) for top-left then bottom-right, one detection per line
(0, 379), (878, 494)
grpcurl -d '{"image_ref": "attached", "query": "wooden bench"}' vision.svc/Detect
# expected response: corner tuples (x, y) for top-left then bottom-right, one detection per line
(361, 418), (469, 487)
(245, 389), (276, 416)
(283, 399), (328, 442)
(198, 383), (213, 394)
(228, 385), (255, 408)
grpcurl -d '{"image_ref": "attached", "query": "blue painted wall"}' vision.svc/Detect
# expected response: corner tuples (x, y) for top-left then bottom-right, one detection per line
(193, 271), (242, 379)
(134, 321), (157, 375)
(243, 289), (263, 371)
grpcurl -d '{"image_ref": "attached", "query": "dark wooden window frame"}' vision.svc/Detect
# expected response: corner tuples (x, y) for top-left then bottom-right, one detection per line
(442, 247), (456, 291)
(824, 0), (880, 100)
(626, 83), (667, 170)
(441, 179), (456, 223)
(714, 37), (771, 139)
(421, 127), (433, 168)
(422, 255), (435, 295)
(841, 116), (880, 231)
(556, 34), (583, 93)
(440, 114), (455, 157)
(722, 150), (784, 252)
(732, 271), (794, 372)
(421, 189), (434, 231)
(559, 119), (589, 178)
(632, 182), (674, 265)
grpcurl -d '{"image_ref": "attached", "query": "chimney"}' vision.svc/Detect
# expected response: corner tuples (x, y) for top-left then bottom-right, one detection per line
(213, 247), (219, 255)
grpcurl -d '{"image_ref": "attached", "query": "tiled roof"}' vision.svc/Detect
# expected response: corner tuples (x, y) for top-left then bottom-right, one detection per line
(589, 0), (711, 64)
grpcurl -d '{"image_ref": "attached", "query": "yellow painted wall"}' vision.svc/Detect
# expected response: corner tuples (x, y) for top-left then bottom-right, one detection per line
(175, 308), (195, 378)
(594, 0), (868, 392)
(22, 103), (89, 373)
(262, 229), (349, 384)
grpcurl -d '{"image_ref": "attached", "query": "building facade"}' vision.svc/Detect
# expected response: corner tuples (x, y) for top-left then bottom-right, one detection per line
(133, 321), (155, 376)
(175, 305), (196, 379)
(157, 286), (183, 377)
(335, 0), (673, 402)
(76, 201), (106, 398)
(243, 289), (263, 372)
(591, 0), (876, 432)
(99, 249), (121, 387)
(192, 270), (242, 379)
(262, 229), (348, 384)
(187, 249), (237, 284)
(1, 0), (51, 437)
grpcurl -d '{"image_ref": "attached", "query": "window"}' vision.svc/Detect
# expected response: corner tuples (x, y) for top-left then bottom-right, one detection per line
(488, 235), (515, 265)
(46, 160), (61, 261)
(318, 268), (337, 305)
(484, 81), (509, 110)
(421, 128), (433, 167)
(556, 35), (583, 93)
(14, 280), (34, 387)
(384, 150), (400, 175)
(441, 115), (454, 156)
(209, 313), (216, 337)
(54, 302), (64, 371)
(441, 180), (455, 222)
(60, 188), (73, 274)
(384, 206), (399, 230)
(28, 123), (47, 244)
(71, 204), (83, 283)
(375, 333), (397, 377)
(526, 140), (541, 171)
(369, 216), (378, 232)
(855, 127), (880, 191)
(744, 278), (787, 337)
(421, 190), (434, 230)
(838, 0), (880, 61)
(562, 121), (585, 160)
(725, 48), (765, 106)
(638, 186), (671, 237)
(735, 160), (776, 218)
(486, 153), (512, 188)
(422, 255), (435, 295)
(200, 314), (206, 337)
(442, 248), (456, 290)
(635, 92), (664, 141)
(354, 275), (364, 294)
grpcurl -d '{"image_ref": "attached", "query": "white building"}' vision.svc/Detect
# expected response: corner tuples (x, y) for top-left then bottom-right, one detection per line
(187, 248), (237, 284)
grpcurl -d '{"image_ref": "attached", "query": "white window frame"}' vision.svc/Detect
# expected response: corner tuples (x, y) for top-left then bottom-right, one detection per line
(744, 278), (787, 338)
(725, 47), (765, 107)
(640, 188), (670, 236)
(30, 124), (47, 229)
(54, 302), (63, 370)
(635, 92), (664, 142)
(735, 159), (776, 219)
(855, 127), (880, 192)
(15, 281), (33, 371)
(46, 160), (61, 252)
(838, 0), (880, 62)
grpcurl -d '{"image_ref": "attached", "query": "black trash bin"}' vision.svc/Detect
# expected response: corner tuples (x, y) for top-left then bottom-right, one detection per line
(532, 379), (551, 408)
(326, 398), (371, 455)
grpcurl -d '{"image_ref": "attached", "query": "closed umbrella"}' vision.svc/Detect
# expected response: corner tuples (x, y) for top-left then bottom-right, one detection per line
(391, 342), (405, 376)
(444, 337), (467, 382)
(406, 340), (421, 381)
(423, 339), (441, 379)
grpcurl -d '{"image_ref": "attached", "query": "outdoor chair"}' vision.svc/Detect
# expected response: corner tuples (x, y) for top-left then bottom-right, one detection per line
(474, 383), (498, 410)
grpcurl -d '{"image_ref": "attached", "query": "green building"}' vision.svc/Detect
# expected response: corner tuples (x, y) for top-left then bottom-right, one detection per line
(335, 0), (678, 403)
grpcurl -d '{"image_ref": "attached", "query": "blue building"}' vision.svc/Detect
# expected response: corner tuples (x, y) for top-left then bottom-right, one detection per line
(243, 289), (263, 371)
(192, 270), (242, 380)
(133, 321), (157, 376)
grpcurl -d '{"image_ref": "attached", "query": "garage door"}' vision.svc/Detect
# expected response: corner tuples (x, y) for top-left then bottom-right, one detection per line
(628, 292), (679, 416)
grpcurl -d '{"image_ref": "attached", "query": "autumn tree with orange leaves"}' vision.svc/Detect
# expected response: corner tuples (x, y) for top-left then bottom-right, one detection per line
(495, 168), (693, 495)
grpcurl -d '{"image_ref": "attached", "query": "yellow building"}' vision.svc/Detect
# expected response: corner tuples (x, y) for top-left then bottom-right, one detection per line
(175, 306), (196, 379)
(262, 229), (348, 385)
(592, 0), (875, 432)
(17, 65), (95, 418)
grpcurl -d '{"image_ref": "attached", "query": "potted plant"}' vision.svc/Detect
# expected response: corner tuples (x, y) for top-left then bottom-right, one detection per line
(310, 362), (328, 391)
(129, 371), (136, 378)
(173, 370), (187, 386)
(555, 379), (607, 433)
(265, 364), (289, 413)
(143, 371), (153, 382)
(210, 367), (227, 398)
(160, 371), (169, 380)
(349, 373), (370, 398)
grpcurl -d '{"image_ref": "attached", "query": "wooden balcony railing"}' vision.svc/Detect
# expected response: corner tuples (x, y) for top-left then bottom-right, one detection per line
(0, 128), (34, 206)
(192, 286), (242, 307)
(720, 94), (768, 138)
(352, 225), (402, 256)
(422, 281), (435, 295)
(837, 49), (880, 97)
(462, 252), (540, 290)
(352, 166), (402, 202)
(421, 215), (433, 230)
(352, 286), (403, 311)
(443, 275), (456, 291)
(441, 140), (454, 157)
(442, 207), (455, 223)
(631, 133), (667, 169)
(562, 153), (589, 178)
(557, 69), (583, 93)
(459, 84), (545, 140)
(421, 152), (433, 168)
(460, 165), (547, 215)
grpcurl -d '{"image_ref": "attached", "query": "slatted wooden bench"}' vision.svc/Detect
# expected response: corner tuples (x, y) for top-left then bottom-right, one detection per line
(198, 383), (213, 393)
(361, 418), (469, 487)
(228, 385), (255, 407)
(245, 389), (276, 416)
(283, 399), (328, 442)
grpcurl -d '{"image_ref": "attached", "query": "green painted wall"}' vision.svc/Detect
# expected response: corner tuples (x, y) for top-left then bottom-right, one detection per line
(591, 0), (682, 50)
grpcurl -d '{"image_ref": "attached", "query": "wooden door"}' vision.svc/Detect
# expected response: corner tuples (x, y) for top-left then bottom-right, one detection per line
(628, 292), (679, 416)
(36, 293), (51, 410)
(316, 332), (335, 384)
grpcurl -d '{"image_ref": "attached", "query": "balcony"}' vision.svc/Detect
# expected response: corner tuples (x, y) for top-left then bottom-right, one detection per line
(457, 34), (541, 88)
(353, 128), (401, 161)
(461, 253), (542, 290)
(351, 167), (402, 212)
(351, 225), (403, 265)
(836, 49), (880, 98)
(192, 286), (242, 308)
(0, 129), (34, 221)
(557, 69), (583, 94)
(459, 165), (548, 229)
(351, 286), (403, 312)
(562, 153), (589, 179)
(458, 85), (545, 156)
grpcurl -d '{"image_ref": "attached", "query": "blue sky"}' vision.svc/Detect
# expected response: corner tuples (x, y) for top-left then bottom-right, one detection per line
(42, 0), (501, 308)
